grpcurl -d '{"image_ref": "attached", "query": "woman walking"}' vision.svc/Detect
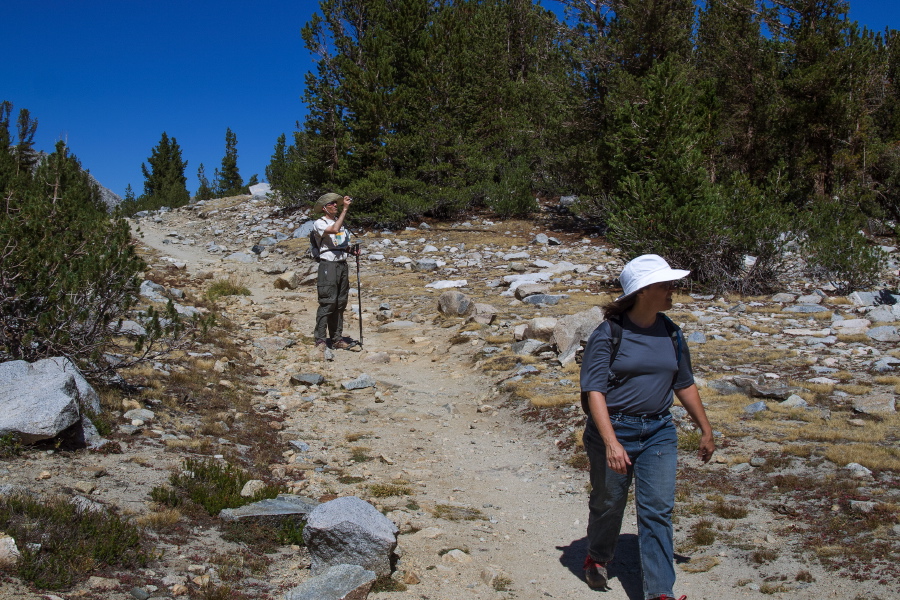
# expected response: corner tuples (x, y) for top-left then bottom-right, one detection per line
(579, 254), (715, 600)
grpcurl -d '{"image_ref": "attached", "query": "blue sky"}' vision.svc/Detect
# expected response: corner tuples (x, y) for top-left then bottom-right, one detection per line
(3, 0), (899, 198)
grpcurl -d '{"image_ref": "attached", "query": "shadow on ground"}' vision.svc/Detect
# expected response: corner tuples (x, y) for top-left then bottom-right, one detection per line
(557, 534), (642, 599)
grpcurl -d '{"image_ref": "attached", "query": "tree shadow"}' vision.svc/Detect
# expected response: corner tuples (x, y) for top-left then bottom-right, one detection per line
(556, 534), (643, 599)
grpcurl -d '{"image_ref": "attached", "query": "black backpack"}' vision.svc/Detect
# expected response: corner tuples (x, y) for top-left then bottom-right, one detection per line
(308, 229), (322, 262)
(580, 313), (684, 414)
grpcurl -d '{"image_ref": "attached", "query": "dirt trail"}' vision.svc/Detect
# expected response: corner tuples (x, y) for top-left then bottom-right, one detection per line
(129, 209), (864, 600)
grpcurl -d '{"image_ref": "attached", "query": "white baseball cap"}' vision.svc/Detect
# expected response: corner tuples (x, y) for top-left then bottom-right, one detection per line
(617, 254), (690, 300)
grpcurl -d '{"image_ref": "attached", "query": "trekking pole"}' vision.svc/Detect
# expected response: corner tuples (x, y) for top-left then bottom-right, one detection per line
(354, 246), (364, 349)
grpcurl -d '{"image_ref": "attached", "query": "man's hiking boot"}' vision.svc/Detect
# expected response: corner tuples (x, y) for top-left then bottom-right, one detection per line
(583, 556), (608, 590)
(315, 339), (328, 352)
(652, 596), (686, 600)
(332, 337), (360, 350)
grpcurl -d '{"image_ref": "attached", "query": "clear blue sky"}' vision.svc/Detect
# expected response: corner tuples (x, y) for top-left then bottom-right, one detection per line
(3, 0), (898, 198)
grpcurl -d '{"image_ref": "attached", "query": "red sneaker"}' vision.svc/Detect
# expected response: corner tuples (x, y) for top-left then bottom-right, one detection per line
(583, 555), (608, 590)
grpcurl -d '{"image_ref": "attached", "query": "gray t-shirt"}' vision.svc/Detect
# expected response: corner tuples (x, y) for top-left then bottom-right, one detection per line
(580, 314), (694, 416)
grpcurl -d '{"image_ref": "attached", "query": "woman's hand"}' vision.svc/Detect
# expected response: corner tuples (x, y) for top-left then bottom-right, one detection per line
(698, 431), (715, 463)
(675, 384), (716, 464)
(605, 439), (632, 475)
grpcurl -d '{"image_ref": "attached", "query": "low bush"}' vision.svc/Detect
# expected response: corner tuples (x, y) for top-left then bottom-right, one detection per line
(150, 458), (280, 516)
(0, 494), (151, 590)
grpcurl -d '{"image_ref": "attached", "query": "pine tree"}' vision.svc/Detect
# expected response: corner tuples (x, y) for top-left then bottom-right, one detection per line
(216, 128), (243, 197)
(14, 107), (38, 176)
(139, 132), (189, 211)
(0, 112), (145, 365)
(195, 163), (214, 201)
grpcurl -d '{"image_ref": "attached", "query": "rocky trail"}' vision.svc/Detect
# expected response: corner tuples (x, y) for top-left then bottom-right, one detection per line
(2, 194), (898, 600)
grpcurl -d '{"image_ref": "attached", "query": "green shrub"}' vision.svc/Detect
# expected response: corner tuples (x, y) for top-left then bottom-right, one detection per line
(0, 433), (22, 459)
(801, 194), (885, 293)
(206, 278), (251, 302)
(0, 135), (145, 365)
(0, 494), (150, 590)
(150, 458), (280, 516)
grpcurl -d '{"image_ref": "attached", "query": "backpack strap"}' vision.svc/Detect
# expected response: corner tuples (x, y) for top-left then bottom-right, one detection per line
(606, 314), (624, 388)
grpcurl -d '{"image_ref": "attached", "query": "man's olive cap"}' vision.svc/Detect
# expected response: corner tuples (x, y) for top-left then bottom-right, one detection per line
(314, 193), (343, 212)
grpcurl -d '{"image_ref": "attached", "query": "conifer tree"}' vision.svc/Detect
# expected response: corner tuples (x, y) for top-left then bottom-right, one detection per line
(140, 132), (189, 210)
(0, 112), (145, 365)
(195, 163), (214, 201)
(216, 128), (243, 197)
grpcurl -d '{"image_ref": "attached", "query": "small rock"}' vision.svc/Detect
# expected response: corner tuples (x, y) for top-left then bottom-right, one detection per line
(853, 394), (896, 415)
(744, 401), (768, 415)
(441, 549), (473, 564)
(0, 533), (21, 568)
(241, 480), (267, 497)
(780, 395), (808, 408)
(343, 373), (377, 390)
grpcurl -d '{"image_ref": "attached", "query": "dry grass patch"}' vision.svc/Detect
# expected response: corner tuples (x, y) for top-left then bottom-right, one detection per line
(824, 444), (900, 470)
(784, 415), (899, 445)
(432, 504), (485, 521)
(508, 379), (577, 408)
(136, 508), (182, 530)
(874, 375), (900, 385)
(480, 354), (535, 372)
(835, 383), (873, 395)
(792, 380), (835, 395)
(369, 483), (413, 498)
(836, 333), (871, 343)
(680, 555), (720, 573)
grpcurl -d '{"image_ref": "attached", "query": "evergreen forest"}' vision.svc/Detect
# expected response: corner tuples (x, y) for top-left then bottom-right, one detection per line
(268, 0), (900, 292)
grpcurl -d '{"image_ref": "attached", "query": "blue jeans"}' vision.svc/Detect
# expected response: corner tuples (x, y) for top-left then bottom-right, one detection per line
(584, 413), (678, 600)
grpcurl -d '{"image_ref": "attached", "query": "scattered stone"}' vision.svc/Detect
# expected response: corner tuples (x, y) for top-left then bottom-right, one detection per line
(553, 307), (603, 365)
(471, 303), (498, 325)
(224, 252), (256, 263)
(511, 339), (548, 356)
(304, 496), (399, 577)
(523, 318), (557, 342)
(780, 395), (808, 408)
(441, 549), (472, 564)
(437, 291), (474, 316)
(771, 293), (797, 303)
(0, 357), (101, 445)
(521, 294), (562, 306)
(849, 500), (878, 514)
(274, 271), (301, 290)
(733, 377), (801, 400)
(240, 480), (267, 497)
(426, 280), (467, 289)
(687, 332), (707, 344)
(343, 374), (377, 390)
(219, 494), (319, 522)
(844, 463), (873, 479)
(852, 394), (896, 415)
(744, 401), (768, 415)
(783, 305), (828, 313)
(0, 533), (20, 568)
(284, 563), (376, 600)
(291, 373), (325, 386)
(123, 408), (155, 422)
(867, 326), (900, 342)
(796, 294), (823, 304)
(514, 283), (550, 300)
(749, 457), (767, 467)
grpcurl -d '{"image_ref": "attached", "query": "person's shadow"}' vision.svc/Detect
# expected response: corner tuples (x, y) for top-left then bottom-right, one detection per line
(557, 536), (691, 599)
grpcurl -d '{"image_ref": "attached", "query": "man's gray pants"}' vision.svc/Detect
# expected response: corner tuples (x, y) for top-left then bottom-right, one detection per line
(314, 260), (349, 342)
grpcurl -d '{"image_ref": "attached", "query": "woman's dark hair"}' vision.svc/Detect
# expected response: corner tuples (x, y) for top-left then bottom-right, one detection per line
(601, 293), (637, 319)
